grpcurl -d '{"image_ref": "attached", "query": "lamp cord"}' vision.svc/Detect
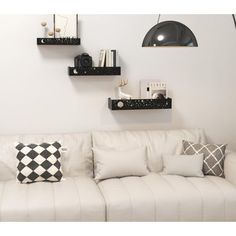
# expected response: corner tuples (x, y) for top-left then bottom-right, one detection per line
(157, 14), (161, 24)
(233, 14), (236, 29)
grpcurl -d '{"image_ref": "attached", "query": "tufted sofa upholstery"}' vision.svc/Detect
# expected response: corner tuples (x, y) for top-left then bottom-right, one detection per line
(93, 129), (236, 221)
(98, 174), (236, 221)
(0, 133), (105, 221)
(0, 129), (236, 221)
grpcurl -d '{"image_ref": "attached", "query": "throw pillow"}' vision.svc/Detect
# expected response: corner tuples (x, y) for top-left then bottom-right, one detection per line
(162, 154), (204, 177)
(182, 140), (227, 177)
(15, 141), (63, 183)
(93, 146), (149, 181)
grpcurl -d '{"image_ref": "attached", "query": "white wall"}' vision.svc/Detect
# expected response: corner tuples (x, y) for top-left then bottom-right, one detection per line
(0, 15), (235, 150)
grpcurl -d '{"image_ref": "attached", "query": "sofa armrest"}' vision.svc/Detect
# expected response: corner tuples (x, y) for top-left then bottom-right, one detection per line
(224, 151), (236, 186)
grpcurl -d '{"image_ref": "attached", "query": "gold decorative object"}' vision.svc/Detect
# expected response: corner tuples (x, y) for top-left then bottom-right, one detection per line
(48, 31), (54, 37)
(41, 21), (47, 27)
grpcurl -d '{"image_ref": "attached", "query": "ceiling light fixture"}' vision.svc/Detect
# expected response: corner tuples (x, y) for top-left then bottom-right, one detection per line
(142, 14), (198, 47)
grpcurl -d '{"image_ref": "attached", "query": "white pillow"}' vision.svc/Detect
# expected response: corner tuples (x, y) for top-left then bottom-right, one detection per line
(93, 147), (149, 181)
(162, 154), (204, 177)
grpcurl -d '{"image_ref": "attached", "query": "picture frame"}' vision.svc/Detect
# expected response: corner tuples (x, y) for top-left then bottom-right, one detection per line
(149, 83), (167, 99)
(54, 14), (79, 38)
(140, 80), (167, 99)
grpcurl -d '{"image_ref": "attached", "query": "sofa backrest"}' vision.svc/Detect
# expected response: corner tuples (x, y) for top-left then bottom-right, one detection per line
(92, 129), (206, 173)
(0, 132), (93, 181)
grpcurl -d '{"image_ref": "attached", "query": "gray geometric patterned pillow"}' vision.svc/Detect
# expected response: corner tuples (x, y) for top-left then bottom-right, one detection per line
(182, 140), (227, 177)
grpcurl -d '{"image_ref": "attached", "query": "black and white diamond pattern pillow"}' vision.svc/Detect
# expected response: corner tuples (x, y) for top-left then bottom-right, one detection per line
(15, 141), (63, 183)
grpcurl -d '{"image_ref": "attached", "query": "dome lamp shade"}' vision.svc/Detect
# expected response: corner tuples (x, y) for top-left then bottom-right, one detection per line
(142, 20), (198, 47)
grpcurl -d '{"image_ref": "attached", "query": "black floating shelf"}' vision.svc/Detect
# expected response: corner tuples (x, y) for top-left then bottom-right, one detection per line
(108, 98), (172, 110)
(68, 67), (121, 76)
(37, 38), (80, 45)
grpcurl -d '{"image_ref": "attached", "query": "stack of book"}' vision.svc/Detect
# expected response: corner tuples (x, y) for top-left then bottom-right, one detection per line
(98, 49), (117, 67)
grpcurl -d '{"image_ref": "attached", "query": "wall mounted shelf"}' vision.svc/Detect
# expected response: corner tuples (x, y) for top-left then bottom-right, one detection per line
(37, 38), (80, 45)
(68, 67), (121, 76)
(108, 98), (172, 110)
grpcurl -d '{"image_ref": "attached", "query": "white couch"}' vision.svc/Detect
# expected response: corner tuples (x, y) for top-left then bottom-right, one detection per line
(0, 129), (236, 221)
(0, 133), (105, 221)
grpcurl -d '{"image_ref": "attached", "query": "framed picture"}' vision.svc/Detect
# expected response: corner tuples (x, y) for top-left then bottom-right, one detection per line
(140, 80), (167, 99)
(54, 14), (79, 37)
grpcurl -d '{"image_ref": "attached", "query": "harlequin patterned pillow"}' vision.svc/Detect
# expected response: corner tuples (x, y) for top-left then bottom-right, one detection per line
(15, 141), (63, 183)
(182, 140), (227, 177)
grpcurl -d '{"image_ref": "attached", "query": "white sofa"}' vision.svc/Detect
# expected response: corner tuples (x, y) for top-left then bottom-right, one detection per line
(0, 129), (236, 221)
(0, 133), (105, 221)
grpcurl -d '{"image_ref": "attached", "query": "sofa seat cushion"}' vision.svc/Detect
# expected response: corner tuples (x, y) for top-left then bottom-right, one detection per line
(98, 173), (236, 221)
(0, 177), (105, 221)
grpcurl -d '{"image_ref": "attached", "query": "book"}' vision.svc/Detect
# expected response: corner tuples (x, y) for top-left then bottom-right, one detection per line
(111, 49), (116, 67)
(98, 49), (106, 67)
(105, 50), (110, 67)
(109, 50), (113, 67)
(101, 50), (106, 67)
(100, 49), (117, 67)
(111, 51), (113, 67)
(98, 50), (102, 67)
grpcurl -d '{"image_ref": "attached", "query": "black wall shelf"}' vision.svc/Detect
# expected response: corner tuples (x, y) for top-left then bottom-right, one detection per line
(108, 98), (172, 110)
(37, 38), (80, 45)
(68, 67), (121, 76)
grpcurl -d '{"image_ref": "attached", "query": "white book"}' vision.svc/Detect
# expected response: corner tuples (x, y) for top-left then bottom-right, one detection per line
(106, 49), (110, 67)
(110, 50), (113, 67)
(98, 50), (104, 67)
(100, 49), (106, 67)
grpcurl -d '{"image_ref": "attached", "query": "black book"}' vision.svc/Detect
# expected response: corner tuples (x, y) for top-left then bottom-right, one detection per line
(111, 49), (116, 67)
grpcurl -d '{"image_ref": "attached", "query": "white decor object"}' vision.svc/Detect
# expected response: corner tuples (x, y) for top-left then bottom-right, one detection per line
(55, 28), (61, 38)
(41, 21), (49, 38)
(117, 79), (132, 99)
(140, 80), (167, 99)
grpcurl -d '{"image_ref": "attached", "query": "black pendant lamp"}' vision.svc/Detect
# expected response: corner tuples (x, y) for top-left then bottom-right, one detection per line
(233, 14), (236, 29)
(142, 15), (198, 47)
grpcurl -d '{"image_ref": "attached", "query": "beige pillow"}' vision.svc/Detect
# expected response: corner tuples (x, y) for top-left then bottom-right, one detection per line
(93, 147), (149, 181)
(162, 154), (204, 177)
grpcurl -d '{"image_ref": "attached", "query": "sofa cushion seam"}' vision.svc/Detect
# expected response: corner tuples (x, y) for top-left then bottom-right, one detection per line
(51, 183), (56, 221)
(72, 177), (82, 221)
(184, 177), (204, 221)
(120, 178), (134, 221)
(159, 175), (181, 221)
(140, 176), (158, 221)
(0, 182), (6, 221)
(206, 177), (226, 221)
(97, 183), (108, 222)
